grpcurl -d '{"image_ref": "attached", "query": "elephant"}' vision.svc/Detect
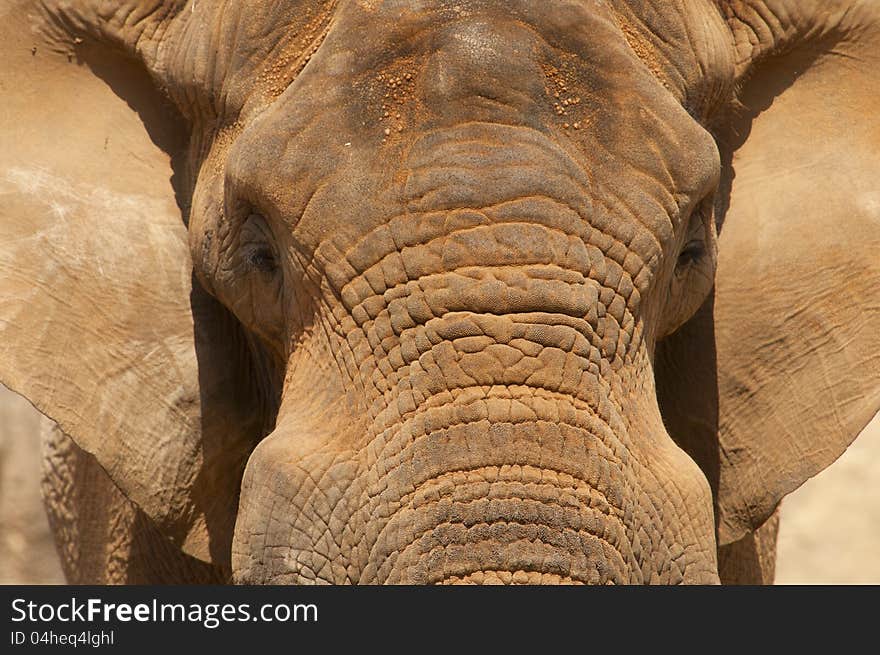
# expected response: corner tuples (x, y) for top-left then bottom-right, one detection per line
(1, 0), (878, 585)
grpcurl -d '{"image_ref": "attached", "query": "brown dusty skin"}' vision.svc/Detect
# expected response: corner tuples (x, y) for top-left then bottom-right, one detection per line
(0, 1), (879, 584)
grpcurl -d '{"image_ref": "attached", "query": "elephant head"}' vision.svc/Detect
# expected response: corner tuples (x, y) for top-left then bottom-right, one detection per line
(1, 0), (878, 584)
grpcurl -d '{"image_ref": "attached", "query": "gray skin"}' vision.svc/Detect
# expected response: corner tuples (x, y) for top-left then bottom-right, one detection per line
(0, 0), (878, 584)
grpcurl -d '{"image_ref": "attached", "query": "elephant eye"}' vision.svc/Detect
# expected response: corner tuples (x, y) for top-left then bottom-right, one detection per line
(676, 239), (704, 272)
(246, 247), (277, 274)
(240, 212), (279, 275)
(675, 200), (711, 275)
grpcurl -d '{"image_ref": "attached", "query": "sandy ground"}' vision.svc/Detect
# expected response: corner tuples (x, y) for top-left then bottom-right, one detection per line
(775, 410), (880, 584)
(1, 383), (877, 584)
(0, 385), (64, 583)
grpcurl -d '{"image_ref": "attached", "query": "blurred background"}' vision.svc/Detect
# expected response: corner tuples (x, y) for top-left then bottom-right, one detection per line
(775, 409), (880, 584)
(0, 384), (64, 584)
(1, 383), (878, 585)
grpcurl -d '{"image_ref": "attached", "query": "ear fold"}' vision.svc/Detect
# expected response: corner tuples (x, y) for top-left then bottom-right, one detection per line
(0, 10), (260, 566)
(657, 1), (880, 547)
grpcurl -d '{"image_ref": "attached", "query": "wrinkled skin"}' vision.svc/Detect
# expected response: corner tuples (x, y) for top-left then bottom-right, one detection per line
(1, 0), (878, 584)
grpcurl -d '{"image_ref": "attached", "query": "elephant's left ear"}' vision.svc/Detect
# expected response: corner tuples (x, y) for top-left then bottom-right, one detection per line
(657, 0), (880, 547)
(0, 7), (260, 566)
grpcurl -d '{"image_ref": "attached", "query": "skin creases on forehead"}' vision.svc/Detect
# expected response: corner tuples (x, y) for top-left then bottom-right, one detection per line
(222, 0), (722, 281)
(605, 0), (737, 115)
(186, 1), (734, 124)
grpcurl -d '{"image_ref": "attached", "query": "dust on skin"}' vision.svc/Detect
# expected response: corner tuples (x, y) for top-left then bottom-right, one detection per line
(542, 60), (587, 130)
(256, 2), (338, 101)
(611, 11), (671, 93)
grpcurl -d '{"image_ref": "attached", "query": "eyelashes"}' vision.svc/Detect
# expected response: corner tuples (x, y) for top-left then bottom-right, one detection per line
(676, 239), (704, 272)
(240, 212), (279, 276)
(245, 245), (278, 274)
(674, 198), (713, 276)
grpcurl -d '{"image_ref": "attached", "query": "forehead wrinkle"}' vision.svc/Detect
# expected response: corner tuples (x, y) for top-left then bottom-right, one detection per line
(227, 0), (722, 244)
(608, 0), (736, 121)
(165, 0), (338, 125)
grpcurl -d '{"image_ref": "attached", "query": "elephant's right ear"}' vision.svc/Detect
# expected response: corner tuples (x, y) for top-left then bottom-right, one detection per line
(657, 0), (880, 554)
(0, 9), (260, 567)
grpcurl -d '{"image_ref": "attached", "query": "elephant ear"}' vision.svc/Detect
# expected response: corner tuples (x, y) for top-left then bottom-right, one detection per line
(0, 6), (260, 566)
(657, 0), (880, 548)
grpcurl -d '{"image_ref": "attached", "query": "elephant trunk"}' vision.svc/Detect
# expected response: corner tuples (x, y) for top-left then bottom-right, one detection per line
(232, 367), (717, 584)
(355, 387), (638, 585)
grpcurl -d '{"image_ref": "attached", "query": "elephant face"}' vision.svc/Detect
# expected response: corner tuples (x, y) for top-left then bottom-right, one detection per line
(200, 3), (724, 584)
(2, 0), (879, 584)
